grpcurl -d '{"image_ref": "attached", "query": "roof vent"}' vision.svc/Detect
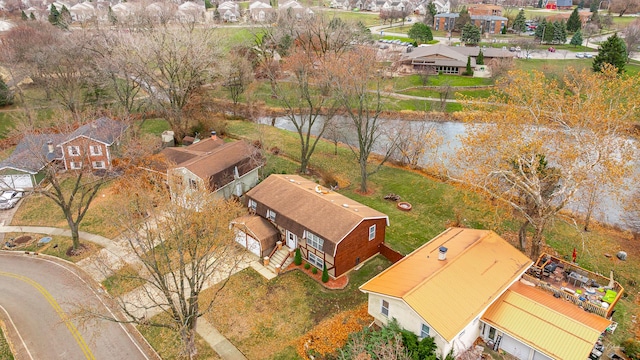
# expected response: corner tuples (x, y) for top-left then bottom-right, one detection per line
(342, 204), (349, 208)
(290, 179), (295, 182)
(354, 209), (358, 212)
(438, 246), (448, 261)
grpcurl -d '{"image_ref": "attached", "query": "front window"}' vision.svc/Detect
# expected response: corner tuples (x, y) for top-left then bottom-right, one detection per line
(90, 145), (102, 156)
(420, 324), (430, 338)
(70, 161), (82, 169)
(267, 209), (276, 221)
(368, 224), (376, 241)
(305, 231), (324, 251)
(92, 161), (105, 169)
(68, 146), (80, 156)
(381, 300), (389, 317)
(248, 199), (257, 211)
(308, 252), (324, 269)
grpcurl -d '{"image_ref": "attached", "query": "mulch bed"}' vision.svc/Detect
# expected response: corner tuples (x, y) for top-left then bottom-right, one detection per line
(14, 235), (33, 244)
(285, 263), (349, 290)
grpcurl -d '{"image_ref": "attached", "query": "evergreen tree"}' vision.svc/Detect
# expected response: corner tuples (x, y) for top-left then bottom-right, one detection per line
(48, 4), (60, 26)
(513, 9), (527, 33)
(408, 22), (433, 43)
(321, 264), (329, 283)
(294, 248), (302, 265)
(590, 0), (598, 12)
(567, 8), (581, 32)
(21, 10), (28, 20)
(579, 0), (584, 9)
(535, 18), (547, 42)
(593, 33), (628, 73)
(461, 23), (481, 45)
(477, 49), (484, 65)
(537, 0), (543, 8)
(205, 0), (213, 9)
(59, 5), (71, 29)
(0, 77), (14, 107)
(544, 20), (555, 43)
(570, 29), (583, 47)
(428, 1), (436, 17)
(108, 6), (117, 25)
(465, 56), (472, 75)
(501, 25), (506, 34)
(552, 21), (567, 44)
(29, 12), (36, 20)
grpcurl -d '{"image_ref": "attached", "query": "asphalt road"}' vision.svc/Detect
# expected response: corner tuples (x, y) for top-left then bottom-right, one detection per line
(0, 252), (155, 360)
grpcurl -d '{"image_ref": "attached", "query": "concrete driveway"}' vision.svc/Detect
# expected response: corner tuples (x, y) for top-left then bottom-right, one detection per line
(0, 252), (158, 360)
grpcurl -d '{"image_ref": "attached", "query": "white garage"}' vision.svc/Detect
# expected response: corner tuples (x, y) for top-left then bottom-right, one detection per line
(0, 174), (34, 190)
(231, 215), (280, 258)
(234, 229), (261, 257)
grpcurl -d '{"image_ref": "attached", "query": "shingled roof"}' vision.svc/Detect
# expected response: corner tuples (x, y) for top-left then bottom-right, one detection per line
(0, 134), (66, 173)
(61, 117), (128, 146)
(245, 174), (389, 254)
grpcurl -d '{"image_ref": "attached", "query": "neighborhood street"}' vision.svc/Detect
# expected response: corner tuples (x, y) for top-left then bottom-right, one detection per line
(0, 251), (156, 360)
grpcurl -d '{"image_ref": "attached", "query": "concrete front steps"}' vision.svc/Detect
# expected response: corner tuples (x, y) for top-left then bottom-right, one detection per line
(266, 247), (295, 275)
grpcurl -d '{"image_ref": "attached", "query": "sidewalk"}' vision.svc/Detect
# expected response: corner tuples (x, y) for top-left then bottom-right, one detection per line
(0, 224), (249, 360)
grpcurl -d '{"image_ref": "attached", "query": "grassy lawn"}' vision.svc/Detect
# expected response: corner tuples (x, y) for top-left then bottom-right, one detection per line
(4, 232), (101, 262)
(102, 264), (146, 297)
(399, 88), (493, 99)
(139, 118), (171, 136)
(0, 326), (13, 360)
(316, 9), (381, 27)
(201, 255), (392, 359)
(11, 181), (126, 238)
(386, 74), (494, 90)
(138, 313), (220, 360)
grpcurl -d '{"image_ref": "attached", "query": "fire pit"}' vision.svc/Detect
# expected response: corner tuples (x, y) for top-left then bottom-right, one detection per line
(397, 202), (412, 211)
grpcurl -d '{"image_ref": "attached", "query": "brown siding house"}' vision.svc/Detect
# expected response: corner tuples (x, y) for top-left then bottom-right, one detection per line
(243, 174), (389, 278)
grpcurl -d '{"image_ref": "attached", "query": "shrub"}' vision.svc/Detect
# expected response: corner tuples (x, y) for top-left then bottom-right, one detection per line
(312, 267), (318, 274)
(623, 339), (640, 359)
(294, 248), (302, 265)
(304, 262), (311, 270)
(322, 264), (329, 283)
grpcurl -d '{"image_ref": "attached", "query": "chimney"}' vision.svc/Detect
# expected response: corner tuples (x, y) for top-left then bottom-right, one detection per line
(438, 246), (448, 261)
(210, 131), (217, 140)
(47, 140), (54, 154)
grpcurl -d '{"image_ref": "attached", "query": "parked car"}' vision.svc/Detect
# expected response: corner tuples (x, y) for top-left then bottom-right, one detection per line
(0, 190), (24, 210)
(576, 52), (585, 58)
(548, 47), (556, 52)
(584, 53), (594, 58)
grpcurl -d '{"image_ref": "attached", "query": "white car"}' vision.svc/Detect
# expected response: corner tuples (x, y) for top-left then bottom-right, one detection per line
(0, 190), (24, 210)
(584, 53), (594, 58)
(575, 53), (585, 58)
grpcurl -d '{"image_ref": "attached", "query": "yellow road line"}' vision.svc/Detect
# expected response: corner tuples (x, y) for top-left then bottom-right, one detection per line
(0, 271), (96, 360)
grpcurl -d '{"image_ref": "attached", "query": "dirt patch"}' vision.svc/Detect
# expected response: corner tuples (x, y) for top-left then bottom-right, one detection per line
(66, 243), (90, 257)
(14, 235), (32, 244)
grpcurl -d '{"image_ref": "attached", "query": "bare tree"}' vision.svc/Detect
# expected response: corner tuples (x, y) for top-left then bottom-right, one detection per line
(223, 48), (254, 116)
(391, 121), (443, 170)
(326, 48), (398, 193)
(127, 25), (226, 142)
(513, 38), (538, 59)
(610, 0), (640, 16)
(623, 19), (640, 60)
(622, 188), (640, 240)
(274, 47), (339, 174)
(104, 177), (245, 358)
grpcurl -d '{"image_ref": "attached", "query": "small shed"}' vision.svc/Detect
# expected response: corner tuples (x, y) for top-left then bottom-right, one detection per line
(231, 215), (280, 257)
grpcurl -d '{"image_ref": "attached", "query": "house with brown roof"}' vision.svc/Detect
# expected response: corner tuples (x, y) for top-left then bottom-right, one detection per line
(360, 228), (618, 359)
(237, 174), (389, 277)
(161, 132), (263, 201)
(398, 44), (514, 75)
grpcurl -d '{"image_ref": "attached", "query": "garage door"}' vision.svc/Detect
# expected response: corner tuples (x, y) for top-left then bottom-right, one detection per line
(246, 235), (261, 257)
(234, 229), (247, 248)
(0, 175), (33, 190)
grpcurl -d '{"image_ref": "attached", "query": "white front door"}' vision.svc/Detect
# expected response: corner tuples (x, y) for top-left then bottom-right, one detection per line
(286, 231), (297, 249)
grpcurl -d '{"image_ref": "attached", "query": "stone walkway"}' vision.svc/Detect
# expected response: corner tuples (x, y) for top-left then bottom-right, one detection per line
(0, 225), (249, 360)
